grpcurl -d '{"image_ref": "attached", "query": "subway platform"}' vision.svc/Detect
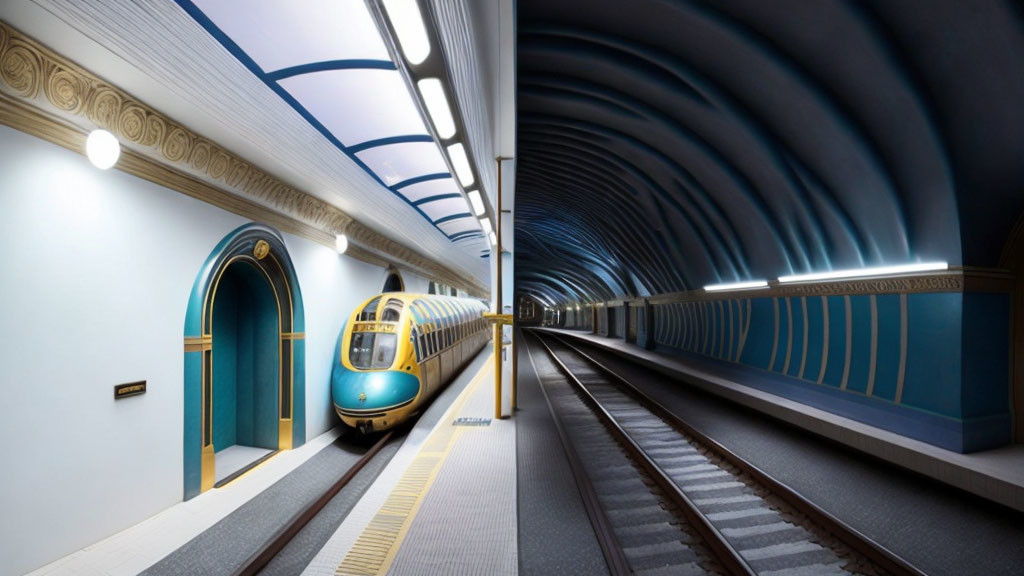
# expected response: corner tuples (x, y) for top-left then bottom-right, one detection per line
(25, 333), (1024, 576)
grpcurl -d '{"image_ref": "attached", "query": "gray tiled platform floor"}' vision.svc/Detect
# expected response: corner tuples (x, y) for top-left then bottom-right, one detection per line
(385, 356), (517, 575)
(302, 349), (496, 576)
(547, 329), (1024, 576)
(516, 330), (609, 576)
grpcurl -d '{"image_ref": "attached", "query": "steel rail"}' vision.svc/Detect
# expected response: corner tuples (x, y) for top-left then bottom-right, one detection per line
(523, 333), (631, 576)
(548, 331), (929, 576)
(534, 333), (756, 576)
(229, 430), (394, 576)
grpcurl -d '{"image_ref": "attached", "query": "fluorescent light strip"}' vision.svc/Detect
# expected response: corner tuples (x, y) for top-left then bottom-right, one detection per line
(489, 231), (497, 246)
(417, 78), (455, 139)
(704, 280), (768, 292)
(382, 0), (431, 65)
(778, 261), (948, 283)
(447, 142), (474, 187)
(467, 189), (485, 216)
(479, 217), (492, 235)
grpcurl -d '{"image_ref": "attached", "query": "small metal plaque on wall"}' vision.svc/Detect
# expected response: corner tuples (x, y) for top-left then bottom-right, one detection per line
(114, 381), (146, 399)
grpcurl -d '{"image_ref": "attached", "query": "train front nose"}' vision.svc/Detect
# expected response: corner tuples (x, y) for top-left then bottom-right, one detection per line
(331, 368), (421, 429)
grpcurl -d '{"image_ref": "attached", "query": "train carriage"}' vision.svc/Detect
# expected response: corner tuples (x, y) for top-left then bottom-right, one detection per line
(331, 293), (489, 433)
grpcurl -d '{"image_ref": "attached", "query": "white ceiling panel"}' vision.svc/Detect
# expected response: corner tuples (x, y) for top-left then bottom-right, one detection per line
(279, 69), (427, 146)
(356, 142), (449, 186)
(191, 0), (389, 72)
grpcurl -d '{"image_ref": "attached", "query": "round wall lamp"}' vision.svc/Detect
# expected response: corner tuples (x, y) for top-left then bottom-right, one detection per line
(335, 234), (349, 255)
(86, 129), (120, 170)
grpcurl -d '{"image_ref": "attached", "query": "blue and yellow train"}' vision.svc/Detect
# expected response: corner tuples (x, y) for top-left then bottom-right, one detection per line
(331, 293), (490, 433)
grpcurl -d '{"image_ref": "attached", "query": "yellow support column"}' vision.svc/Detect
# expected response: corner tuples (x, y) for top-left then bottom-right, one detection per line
(484, 313), (514, 419)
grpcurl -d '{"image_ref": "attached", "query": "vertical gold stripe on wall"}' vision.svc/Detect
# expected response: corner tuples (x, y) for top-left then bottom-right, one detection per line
(840, 295), (852, 390)
(896, 293), (909, 403)
(867, 295), (878, 396)
(769, 298), (780, 371)
(817, 296), (829, 384)
(798, 297), (809, 379)
(782, 298), (794, 374)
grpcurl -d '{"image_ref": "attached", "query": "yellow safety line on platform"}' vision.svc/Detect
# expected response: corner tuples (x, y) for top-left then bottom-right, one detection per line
(335, 355), (494, 576)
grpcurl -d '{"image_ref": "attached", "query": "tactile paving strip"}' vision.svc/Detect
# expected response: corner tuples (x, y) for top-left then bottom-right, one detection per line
(334, 366), (488, 576)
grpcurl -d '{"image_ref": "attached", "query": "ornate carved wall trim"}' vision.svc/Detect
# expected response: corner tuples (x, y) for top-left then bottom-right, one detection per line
(0, 20), (487, 297)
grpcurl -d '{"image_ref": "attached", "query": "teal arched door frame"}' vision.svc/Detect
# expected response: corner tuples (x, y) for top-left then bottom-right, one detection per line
(182, 224), (305, 499)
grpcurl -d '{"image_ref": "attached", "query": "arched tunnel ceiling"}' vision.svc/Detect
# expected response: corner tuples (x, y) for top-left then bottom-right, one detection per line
(515, 0), (1024, 306)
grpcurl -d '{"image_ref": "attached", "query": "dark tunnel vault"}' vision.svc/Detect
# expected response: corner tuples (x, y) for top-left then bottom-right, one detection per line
(514, 0), (1024, 306)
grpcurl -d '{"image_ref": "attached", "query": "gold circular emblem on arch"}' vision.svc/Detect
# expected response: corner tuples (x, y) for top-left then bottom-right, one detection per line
(253, 239), (270, 260)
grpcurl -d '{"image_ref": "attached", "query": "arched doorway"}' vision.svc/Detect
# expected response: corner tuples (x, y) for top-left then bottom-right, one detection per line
(183, 224), (305, 499)
(382, 267), (404, 293)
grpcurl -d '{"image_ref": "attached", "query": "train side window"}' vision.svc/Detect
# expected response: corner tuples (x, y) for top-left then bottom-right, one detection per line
(358, 297), (382, 322)
(380, 298), (404, 322)
(411, 327), (421, 361)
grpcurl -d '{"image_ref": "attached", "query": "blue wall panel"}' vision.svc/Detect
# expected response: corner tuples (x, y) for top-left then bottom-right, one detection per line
(904, 292), (962, 418)
(785, 298), (805, 378)
(961, 293), (1011, 419)
(740, 298), (774, 369)
(802, 296), (825, 382)
(873, 294), (901, 401)
(823, 296), (847, 388)
(637, 286), (1009, 452)
(847, 295), (872, 394)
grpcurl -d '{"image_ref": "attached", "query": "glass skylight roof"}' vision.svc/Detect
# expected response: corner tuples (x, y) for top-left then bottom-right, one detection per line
(395, 178), (463, 203)
(438, 217), (483, 239)
(192, 0), (389, 71)
(356, 142), (448, 186)
(278, 70), (426, 146)
(418, 196), (470, 221)
(180, 0), (479, 244)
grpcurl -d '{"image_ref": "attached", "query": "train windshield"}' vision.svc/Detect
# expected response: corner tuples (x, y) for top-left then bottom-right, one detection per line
(349, 332), (398, 370)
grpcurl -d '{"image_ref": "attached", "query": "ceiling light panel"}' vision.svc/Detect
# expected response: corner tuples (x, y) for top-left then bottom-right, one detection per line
(394, 178), (461, 203)
(417, 78), (456, 139)
(382, 0), (431, 65)
(279, 69), (426, 145)
(355, 141), (448, 186)
(418, 196), (471, 221)
(467, 190), (485, 216)
(192, 0), (388, 72)
(447, 143), (474, 187)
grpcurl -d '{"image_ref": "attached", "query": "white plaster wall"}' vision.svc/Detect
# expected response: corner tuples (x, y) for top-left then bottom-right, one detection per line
(399, 269), (430, 294)
(283, 237), (383, 439)
(0, 125), (387, 575)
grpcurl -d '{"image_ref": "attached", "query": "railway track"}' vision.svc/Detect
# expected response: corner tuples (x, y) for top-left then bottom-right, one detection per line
(527, 329), (927, 576)
(230, 430), (394, 576)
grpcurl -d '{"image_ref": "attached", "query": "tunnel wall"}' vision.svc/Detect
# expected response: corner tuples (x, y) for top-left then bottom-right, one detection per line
(0, 124), (416, 575)
(646, 285), (1011, 453)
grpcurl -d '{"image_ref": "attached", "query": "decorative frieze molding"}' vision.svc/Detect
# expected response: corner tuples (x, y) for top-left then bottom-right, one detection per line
(0, 20), (487, 297)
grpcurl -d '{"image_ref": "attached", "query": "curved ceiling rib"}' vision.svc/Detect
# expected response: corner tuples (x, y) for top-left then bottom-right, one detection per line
(512, 0), (1023, 307)
(179, 0), (487, 247)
